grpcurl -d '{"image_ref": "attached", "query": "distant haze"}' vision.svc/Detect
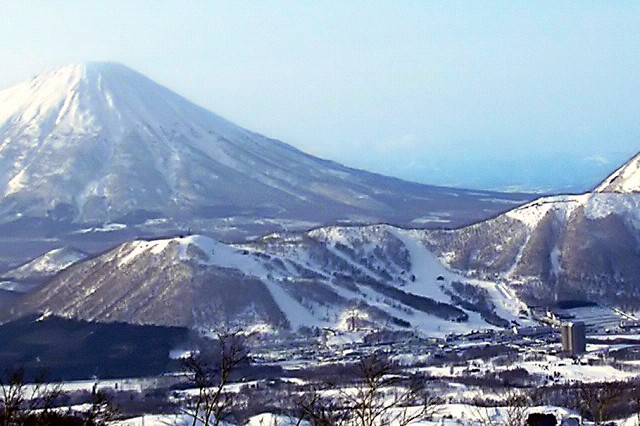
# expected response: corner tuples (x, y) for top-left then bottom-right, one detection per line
(2, 2), (639, 193)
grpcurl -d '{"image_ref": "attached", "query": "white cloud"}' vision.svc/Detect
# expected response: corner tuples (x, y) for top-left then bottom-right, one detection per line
(583, 155), (610, 166)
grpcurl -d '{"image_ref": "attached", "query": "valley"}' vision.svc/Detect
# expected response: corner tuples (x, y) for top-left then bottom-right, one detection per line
(3, 306), (640, 425)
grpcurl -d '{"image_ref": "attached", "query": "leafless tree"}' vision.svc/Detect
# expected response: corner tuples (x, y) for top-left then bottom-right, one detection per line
(0, 368), (63, 426)
(294, 389), (350, 426)
(636, 390), (640, 426)
(181, 326), (248, 426)
(474, 405), (500, 426)
(296, 352), (440, 426)
(578, 381), (625, 425)
(83, 384), (118, 425)
(501, 389), (529, 426)
(474, 388), (530, 426)
(0, 369), (27, 426)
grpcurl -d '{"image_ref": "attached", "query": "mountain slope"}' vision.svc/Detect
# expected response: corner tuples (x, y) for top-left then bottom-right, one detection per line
(595, 152), (640, 193)
(1, 230), (529, 335)
(1, 247), (86, 283)
(420, 153), (640, 308)
(3, 236), (288, 329)
(0, 62), (529, 232)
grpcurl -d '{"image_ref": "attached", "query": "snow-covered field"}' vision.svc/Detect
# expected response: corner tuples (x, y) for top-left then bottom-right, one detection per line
(8, 316), (631, 426)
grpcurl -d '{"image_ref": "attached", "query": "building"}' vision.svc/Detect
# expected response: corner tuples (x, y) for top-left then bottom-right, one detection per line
(560, 321), (586, 355)
(513, 325), (553, 338)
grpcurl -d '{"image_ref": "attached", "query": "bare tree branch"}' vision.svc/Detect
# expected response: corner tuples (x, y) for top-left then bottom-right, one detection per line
(295, 352), (440, 426)
(182, 325), (249, 426)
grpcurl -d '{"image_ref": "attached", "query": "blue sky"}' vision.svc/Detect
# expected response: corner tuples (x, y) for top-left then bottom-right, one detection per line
(2, 1), (639, 192)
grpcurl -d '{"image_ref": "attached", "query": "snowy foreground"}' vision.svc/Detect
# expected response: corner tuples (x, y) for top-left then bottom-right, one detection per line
(12, 320), (640, 426)
(113, 405), (636, 425)
(114, 405), (580, 426)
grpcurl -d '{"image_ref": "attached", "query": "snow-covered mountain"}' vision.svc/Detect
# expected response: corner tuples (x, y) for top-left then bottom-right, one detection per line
(595, 151), (640, 193)
(0, 62), (528, 234)
(420, 153), (640, 308)
(16, 153), (640, 332)
(1, 247), (86, 284)
(1, 229), (529, 335)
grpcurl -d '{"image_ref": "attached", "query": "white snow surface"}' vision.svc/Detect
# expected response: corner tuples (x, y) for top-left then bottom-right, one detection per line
(505, 194), (586, 228)
(596, 151), (640, 193)
(399, 229), (529, 327)
(0, 281), (31, 293)
(109, 405), (587, 426)
(262, 279), (321, 330)
(393, 230), (459, 304)
(176, 235), (267, 277)
(0, 62), (429, 223)
(108, 234), (322, 330)
(116, 235), (268, 277)
(278, 225), (531, 334)
(20, 225), (534, 335)
(3, 247), (86, 280)
(0, 63), (248, 217)
(0, 63), (243, 149)
(505, 192), (640, 229)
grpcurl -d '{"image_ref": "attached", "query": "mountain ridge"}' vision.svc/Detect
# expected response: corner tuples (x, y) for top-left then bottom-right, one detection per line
(420, 150), (640, 308)
(595, 151), (640, 193)
(1, 230), (530, 335)
(0, 62), (530, 230)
